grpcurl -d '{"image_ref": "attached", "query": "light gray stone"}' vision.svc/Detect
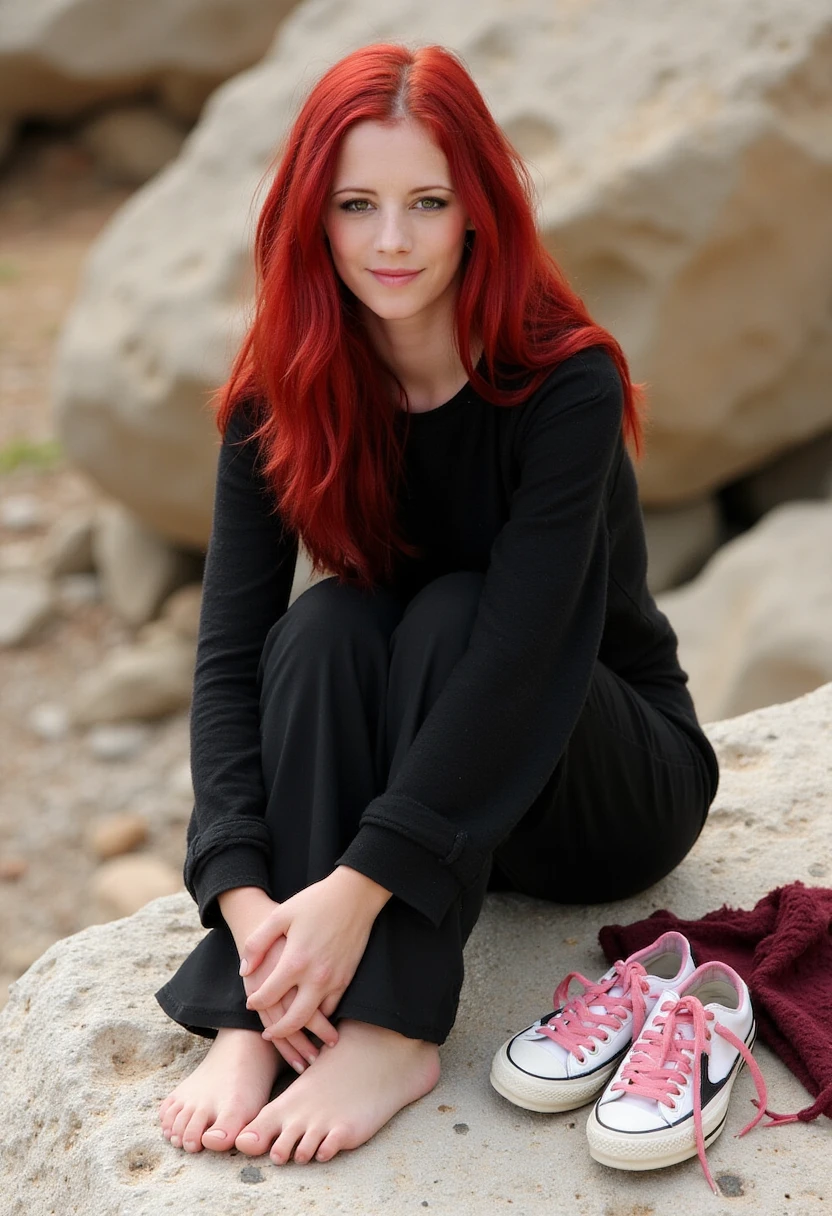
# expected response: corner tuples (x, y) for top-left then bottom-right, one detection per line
(0, 0), (302, 119)
(28, 701), (70, 741)
(0, 492), (44, 531)
(658, 501), (832, 721)
(159, 581), (202, 640)
(643, 495), (721, 593)
(87, 722), (152, 762)
(1, 682), (830, 1214)
(93, 503), (193, 627)
(87, 812), (151, 860)
(71, 636), (195, 724)
(55, 571), (101, 610)
(0, 572), (55, 646)
(43, 506), (96, 577)
(78, 104), (188, 186)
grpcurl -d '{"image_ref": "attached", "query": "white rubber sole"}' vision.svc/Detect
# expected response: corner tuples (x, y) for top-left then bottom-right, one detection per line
(490, 1039), (620, 1113)
(586, 1055), (747, 1171)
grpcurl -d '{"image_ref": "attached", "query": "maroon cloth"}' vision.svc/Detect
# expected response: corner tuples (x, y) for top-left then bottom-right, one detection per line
(599, 882), (832, 1122)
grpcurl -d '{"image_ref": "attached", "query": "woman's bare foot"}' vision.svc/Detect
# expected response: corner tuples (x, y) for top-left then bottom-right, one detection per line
(159, 1027), (282, 1153)
(234, 1019), (440, 1164)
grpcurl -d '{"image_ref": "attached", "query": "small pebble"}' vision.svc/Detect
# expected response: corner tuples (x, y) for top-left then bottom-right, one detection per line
(56, 573), (101, 611)
(168, 759), (193, 799)
(0, 857), (28, 881)
(0, 494), (44, 532)
(87, 722), (150, 762)
(87, 812), (149, 860)
(29, 701), (70, 741)
(453, 1123), (469, 1135)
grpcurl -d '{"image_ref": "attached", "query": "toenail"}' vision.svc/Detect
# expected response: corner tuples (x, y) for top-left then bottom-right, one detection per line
(205, 1129), (227, 1140)
(237, 1132), (258, 1142)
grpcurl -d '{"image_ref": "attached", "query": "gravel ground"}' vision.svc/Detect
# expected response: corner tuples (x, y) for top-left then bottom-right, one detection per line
(0, 128), (191, 1008)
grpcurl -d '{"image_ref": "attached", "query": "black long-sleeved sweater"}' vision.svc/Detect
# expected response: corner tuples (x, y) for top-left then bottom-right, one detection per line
(183, 346), (718, 930)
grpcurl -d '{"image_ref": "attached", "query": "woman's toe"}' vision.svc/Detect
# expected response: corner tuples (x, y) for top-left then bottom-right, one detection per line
(182, 1108), (214, 1153)
(202, 1106), (250, 1151)
(270, 1121), (302, 1165)
(292, 1126), (326, 1164)
(170, 1105), (194, 1148)
(315, 1125), (348, 1163)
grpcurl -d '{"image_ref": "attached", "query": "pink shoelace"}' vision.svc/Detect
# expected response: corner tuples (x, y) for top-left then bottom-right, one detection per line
(610, 994), (769, 1193)
(537, 959), (652, 1062)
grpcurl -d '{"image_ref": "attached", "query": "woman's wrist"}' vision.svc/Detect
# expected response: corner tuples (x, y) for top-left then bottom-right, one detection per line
(331, 865), (392, 918)
(218, 886), (278, 953)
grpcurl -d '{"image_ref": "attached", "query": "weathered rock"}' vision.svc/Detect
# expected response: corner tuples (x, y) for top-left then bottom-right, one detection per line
(159, 581), (202, 640)
(658, 501), (832, 721)
(87, 812), (150, 860)
(53, 0), (832, 544)
(167, 758), (193, 800)
(0, 493), (44, 531)
(0, 572), (55, 647)
(643, 494), (721, 593)
(93, 503), (194, 627)
(87, 722), (151, 762)
(1, 682), (830, 1215)
(71, 637), (195, 724)
(90, 854), (182, 919)
(43, 507), (95, 576)
(0, 0), (302, 120)
(78, 104), (188, 186)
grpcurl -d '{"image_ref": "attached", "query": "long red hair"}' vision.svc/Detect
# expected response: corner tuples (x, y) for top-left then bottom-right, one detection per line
(214, 42), (643, 589)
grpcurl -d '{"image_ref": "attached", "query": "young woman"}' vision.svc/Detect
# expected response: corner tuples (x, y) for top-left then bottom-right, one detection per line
(155, 42), (718, 1166)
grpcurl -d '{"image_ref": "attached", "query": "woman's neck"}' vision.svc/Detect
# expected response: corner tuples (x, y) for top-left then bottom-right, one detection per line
(360, 301), (482, 413)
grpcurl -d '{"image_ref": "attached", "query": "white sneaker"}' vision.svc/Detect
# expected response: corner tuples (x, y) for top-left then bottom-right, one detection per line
(490, 932), (695, 1113)
(586, 960), (768, 1192)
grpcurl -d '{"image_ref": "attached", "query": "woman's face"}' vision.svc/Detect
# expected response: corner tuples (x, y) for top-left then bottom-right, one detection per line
(323, 118), (472, 328)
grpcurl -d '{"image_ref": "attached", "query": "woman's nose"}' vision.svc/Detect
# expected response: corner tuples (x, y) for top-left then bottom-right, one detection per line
(374, 208), (412, 253)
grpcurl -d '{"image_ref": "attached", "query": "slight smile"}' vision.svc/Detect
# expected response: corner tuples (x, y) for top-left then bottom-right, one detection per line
(369, 269), (423, 286)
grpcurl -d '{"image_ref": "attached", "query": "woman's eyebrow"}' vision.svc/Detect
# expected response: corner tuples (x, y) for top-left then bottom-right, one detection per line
(331, 185), (456, 196)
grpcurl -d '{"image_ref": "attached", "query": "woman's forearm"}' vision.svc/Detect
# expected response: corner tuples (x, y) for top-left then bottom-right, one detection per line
(218, 886), (278, 955)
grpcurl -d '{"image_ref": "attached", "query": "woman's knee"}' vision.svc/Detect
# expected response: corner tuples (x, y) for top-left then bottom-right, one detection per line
(259, 576), (403, 680)
(392, 571), (485, 659)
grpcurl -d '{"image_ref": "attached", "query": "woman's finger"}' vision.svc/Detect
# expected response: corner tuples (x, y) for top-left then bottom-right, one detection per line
(245, 954), (306, 1011)
(320, 992), (342, 1019)
(303, 1006), (339, 1048)
(265, 989), (326, 1041)
(239, 909), (288, 977)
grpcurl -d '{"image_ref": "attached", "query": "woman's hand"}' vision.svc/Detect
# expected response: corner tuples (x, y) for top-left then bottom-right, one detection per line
(217, 885), (338, 1068)
(241, 935), (338, 1068)
(240, 866), (392, 1041)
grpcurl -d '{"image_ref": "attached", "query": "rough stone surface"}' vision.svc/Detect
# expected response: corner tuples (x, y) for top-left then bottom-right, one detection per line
(53, 0), (832, 545)
(0, 0), (302, 119)
(71, 636), (195, 724)
(659, 501), (832, 721)
(93, 503), (194, 628)
(1, 683), (830, 1215)
(0, 572), (55, 647)
(643, 494), (721, 593)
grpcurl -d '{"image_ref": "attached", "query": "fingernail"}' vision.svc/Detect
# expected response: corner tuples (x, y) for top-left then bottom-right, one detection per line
(292, 1061), (305, 1074)
(239, 959), (249, 976)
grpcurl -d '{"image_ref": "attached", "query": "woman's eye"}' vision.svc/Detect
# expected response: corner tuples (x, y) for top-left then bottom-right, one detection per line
(341, 199), (372, 212)
(339, 197), (448, 213)
(415, 197), (447, 211)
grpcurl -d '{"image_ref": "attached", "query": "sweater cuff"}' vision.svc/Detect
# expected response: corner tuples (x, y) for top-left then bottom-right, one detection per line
(337, 822), (465, 928)
(188, 843), (273, 930)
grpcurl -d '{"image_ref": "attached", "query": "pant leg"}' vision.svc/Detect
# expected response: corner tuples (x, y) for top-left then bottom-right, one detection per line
(491, 659), (714, 902)
(155, 571), (489, 1043)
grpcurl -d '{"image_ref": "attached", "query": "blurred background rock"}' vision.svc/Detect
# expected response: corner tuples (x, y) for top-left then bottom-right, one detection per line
(1, 0), (831, 1008)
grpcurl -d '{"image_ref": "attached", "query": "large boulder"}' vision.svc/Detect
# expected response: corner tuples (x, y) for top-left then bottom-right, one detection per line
(53, 0), (832, 545)
(0, 0), (302, 121)
(1, 682), (830, 1214)
(658, 501), (832, 721)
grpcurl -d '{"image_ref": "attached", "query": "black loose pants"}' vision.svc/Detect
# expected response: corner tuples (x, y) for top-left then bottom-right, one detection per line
(156, 571), (714, 1044)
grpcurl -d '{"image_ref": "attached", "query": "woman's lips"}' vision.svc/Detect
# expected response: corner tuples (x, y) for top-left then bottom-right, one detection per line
(369, 270), (422, 286)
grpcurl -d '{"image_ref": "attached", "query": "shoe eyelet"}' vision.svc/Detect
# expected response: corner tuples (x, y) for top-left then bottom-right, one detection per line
(587, 1044), (599, 1056)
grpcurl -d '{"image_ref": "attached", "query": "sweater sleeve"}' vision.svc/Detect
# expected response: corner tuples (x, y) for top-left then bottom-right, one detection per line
(183, 402), (298, 928)
(337, 350), (624, 926)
